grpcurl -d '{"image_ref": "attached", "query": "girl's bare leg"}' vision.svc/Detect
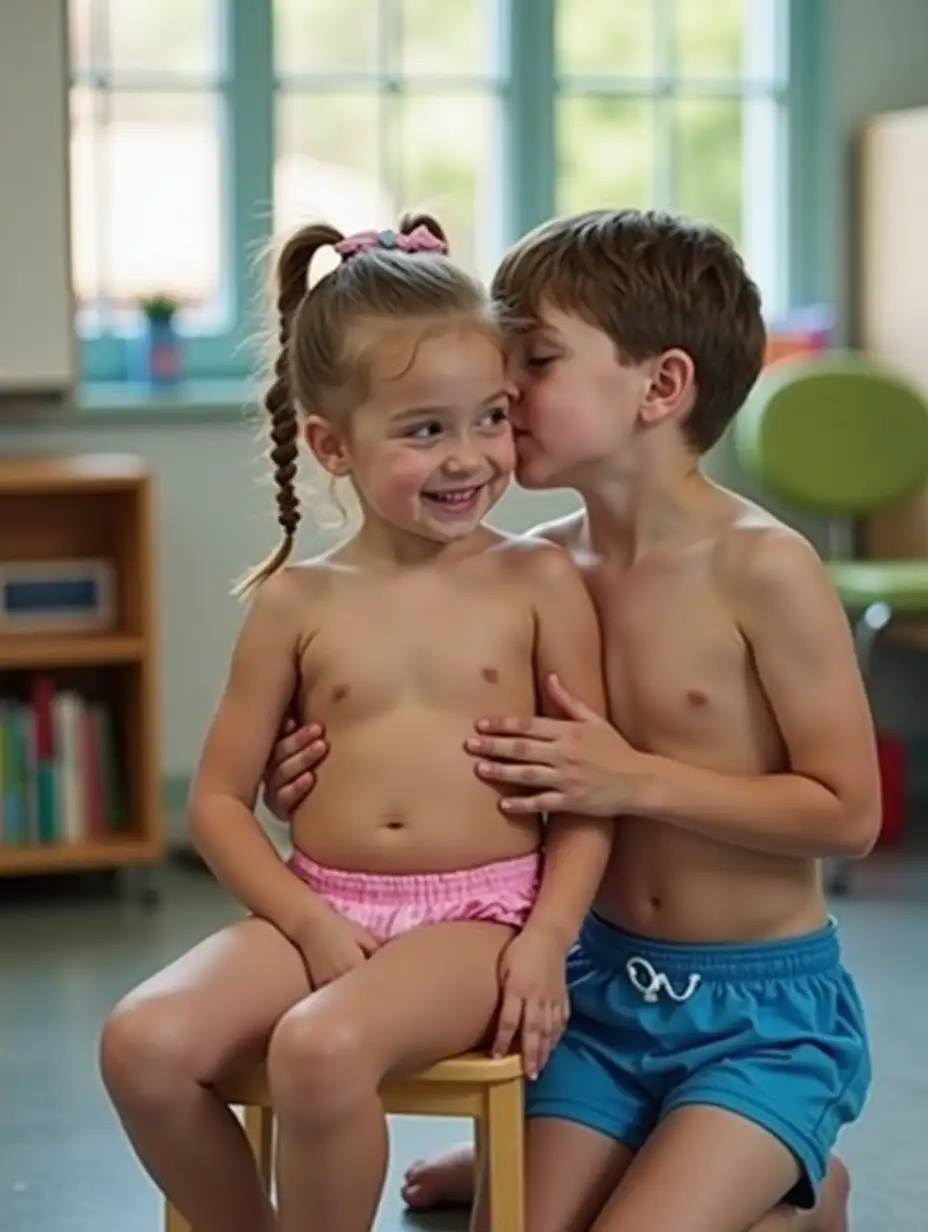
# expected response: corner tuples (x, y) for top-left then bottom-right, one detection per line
(99, 917), (309, 1232)
(267, 920), (513, 1232)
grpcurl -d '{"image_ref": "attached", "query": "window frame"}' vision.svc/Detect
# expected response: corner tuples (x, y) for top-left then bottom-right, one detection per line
(76, 0), (825, 386)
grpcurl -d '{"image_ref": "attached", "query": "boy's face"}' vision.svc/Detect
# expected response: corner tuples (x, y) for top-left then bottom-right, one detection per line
(508, 305), (651, 490)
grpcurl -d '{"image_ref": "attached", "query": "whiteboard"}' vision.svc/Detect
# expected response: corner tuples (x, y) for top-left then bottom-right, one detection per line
(0, 0), (75, 393)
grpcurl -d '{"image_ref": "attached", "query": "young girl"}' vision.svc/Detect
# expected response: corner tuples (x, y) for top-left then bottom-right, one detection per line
(99, 214), (612, 1232)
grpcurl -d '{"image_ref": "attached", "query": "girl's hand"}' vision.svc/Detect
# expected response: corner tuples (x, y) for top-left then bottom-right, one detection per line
(493, 926), (570, 1080)
(291, 908), (380, 987)
(262, 717), (329, 820)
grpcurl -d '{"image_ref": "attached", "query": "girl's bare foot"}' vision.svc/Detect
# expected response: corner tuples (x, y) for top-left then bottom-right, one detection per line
(401, 1143), (477, 1210)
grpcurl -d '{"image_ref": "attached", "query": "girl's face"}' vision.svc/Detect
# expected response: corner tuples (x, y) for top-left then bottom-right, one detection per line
(308, 322), (517, 546)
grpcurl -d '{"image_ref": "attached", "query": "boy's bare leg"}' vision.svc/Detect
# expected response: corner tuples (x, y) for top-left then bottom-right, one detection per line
(407, 1143), (849, 1231)
(268, 920), (513, 1232)
(403, 1143), (475, 1209)
(754, 1157), (851, 1232)
(587, 1105), (829, 1232)
(471, 1118), (848, 1232)
(99, 917), (311, 1232)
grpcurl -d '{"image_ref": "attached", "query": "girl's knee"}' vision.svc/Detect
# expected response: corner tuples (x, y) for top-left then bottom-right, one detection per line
(267, 1006), (370, 1124)
(99, 993), (203, 1109)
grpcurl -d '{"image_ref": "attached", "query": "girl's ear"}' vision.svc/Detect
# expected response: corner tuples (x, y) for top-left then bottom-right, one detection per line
(304, 415), (351, 477)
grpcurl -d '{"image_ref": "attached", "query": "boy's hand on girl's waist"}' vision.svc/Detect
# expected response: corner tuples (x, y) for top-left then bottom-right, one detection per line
(262, 717), (328, 821)
(493, 924), (570, 1080)
(467, 673), (651, 818)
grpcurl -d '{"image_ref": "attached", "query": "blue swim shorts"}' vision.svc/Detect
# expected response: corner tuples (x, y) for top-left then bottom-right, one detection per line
(525, 912), (870, 1208)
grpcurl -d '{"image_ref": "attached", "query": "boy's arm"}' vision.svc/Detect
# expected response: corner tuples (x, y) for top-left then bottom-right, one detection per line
(638, 530), (881, 859)
(188, 572), (328, 940)
(521, 546), (613, 949)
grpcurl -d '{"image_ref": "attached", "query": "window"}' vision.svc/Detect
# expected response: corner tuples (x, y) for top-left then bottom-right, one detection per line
(274, 0), (504, 277)
(69, 0), (798, 386)
(555, 0), (787, 309)
(69, 0), (230, 380)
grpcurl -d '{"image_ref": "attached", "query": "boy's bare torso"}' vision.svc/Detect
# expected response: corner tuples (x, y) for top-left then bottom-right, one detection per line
(543, 495), (825, 944)
(286, 530), (542, 874)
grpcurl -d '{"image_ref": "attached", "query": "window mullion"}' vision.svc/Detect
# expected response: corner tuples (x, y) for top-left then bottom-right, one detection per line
(502, 0), (555, 244)
(654, 0), (674, 209)
(227, 0), (274, 361)
(785, 0), (829, 310)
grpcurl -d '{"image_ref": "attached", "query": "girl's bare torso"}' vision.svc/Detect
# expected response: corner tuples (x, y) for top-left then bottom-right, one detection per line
(289, 543), (543, 873)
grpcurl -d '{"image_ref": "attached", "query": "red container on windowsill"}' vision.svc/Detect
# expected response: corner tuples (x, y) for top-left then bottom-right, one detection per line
(876, 732), (906, 846)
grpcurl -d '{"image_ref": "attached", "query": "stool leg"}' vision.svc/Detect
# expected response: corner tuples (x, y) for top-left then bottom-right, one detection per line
(483, 1079), (525, 1232)
(164, 1202), (193, 1232)
(243, 1104), (275, 1191)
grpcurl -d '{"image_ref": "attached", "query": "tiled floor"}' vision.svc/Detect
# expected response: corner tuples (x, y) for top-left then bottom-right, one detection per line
(1, 851), (926, 1231)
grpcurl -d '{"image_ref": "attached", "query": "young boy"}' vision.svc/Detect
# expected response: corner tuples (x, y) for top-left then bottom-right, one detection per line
(263, 209), (877, 1232)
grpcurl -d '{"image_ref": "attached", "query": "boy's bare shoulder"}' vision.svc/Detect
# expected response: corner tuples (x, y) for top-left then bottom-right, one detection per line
(713, 500), (829, 610)
(524, 509), (586, 551)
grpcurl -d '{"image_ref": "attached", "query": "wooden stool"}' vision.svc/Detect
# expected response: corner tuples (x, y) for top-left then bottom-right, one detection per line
(164, 1051), (524, 1232)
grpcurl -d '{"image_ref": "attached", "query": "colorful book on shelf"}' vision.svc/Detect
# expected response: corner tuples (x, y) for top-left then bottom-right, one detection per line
(0, 676), (122, 848)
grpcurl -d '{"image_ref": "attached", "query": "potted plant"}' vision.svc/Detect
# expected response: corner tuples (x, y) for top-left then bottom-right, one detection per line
(130, 293), (183, 385)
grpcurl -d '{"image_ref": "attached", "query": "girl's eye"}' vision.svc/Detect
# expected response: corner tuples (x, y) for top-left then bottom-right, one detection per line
(404, 421), (442, 441)
(478, 406), (510, 428)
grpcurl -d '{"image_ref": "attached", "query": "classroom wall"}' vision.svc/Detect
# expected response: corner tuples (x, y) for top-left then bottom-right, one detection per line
(2, 0), (928, 831)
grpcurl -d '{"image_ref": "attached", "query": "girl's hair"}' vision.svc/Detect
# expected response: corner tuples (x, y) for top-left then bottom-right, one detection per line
(235, 212), (494, 596)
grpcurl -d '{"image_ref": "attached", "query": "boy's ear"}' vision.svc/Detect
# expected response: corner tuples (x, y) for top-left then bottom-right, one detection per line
(639, 349), (696, 427)
(304, 414), (352, 477)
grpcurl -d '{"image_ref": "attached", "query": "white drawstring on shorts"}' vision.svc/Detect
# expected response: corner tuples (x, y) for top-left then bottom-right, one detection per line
(626, 956), (701, 1003)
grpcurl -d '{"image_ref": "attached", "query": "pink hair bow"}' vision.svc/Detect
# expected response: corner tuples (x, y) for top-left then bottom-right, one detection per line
(333, 224), (447, 259)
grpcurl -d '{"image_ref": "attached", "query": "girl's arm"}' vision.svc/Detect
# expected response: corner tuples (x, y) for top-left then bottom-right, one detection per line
(522, 545), (613, 949)
(188, 571), (329, 942)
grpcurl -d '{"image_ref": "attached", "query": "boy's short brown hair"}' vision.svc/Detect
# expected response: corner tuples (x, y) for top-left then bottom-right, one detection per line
(492, 209), (766, 453)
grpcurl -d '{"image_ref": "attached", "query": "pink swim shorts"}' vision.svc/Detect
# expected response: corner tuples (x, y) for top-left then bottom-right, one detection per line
(287, 848), (541, 943)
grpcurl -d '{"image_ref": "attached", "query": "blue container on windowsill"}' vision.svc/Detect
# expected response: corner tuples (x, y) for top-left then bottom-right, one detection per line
(129, 297), (183, 385)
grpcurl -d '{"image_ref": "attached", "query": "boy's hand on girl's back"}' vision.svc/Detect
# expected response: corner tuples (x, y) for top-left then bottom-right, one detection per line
(493, 925), (570, 1081)
(290, 907), (380, 987)
(262, 717), (328, 820)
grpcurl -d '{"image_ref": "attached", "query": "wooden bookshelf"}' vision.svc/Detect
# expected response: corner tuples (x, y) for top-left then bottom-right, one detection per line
(0, 454), (161, 897)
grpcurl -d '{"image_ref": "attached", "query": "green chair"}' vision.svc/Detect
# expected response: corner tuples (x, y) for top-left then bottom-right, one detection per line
(734, 352), (928, 893)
